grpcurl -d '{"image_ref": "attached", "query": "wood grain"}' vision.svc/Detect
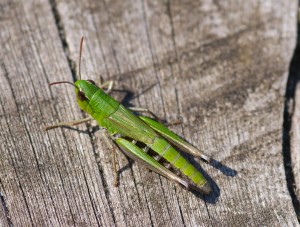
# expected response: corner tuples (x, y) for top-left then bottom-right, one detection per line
(0, 0), (298, 226)
(288, 13), (300, 217)
(291, 80), (300, 215)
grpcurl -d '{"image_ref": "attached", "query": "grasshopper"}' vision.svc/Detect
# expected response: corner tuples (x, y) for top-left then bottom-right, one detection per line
(45, 37), (212, 194)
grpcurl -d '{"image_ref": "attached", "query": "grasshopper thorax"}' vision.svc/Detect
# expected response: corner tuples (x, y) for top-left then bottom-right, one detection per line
(74, 79), (120, 123)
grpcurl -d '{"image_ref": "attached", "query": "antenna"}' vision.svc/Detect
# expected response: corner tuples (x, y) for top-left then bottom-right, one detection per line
(49, 81), (79, 89)
(78, 36), (84, 80)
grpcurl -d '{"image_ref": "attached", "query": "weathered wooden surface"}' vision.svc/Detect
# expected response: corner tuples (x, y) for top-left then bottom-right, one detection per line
(291, 70), (300, 215)
(0, 0), (299, 226)
(289, 14), (300, 218)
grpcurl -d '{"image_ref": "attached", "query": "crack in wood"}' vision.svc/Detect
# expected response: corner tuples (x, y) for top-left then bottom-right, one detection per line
(283, 12), (300, 221)
(49, 0), (77, 82)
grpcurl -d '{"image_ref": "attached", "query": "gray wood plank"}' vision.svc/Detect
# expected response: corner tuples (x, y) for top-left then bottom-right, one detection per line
(284, 8), (300, 220)
(54, 0), (299, 226)
(0, 0), (298, 226)
(291, 81), (300, 216)
(289, 18), (300, 217)
(0, 0), (114, 225)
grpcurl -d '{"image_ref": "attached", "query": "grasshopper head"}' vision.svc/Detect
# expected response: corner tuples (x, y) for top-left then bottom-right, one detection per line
(48, 79), (101, 115)
(75, 79), (99, 114)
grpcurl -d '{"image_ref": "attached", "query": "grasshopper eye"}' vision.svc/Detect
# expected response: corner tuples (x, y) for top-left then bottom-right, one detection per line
(78, 90), (87, 101)
(87, 80), (96, 85)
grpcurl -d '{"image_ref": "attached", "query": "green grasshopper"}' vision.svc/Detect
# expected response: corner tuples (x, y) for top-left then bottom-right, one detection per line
(45, 37), (212, 194)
